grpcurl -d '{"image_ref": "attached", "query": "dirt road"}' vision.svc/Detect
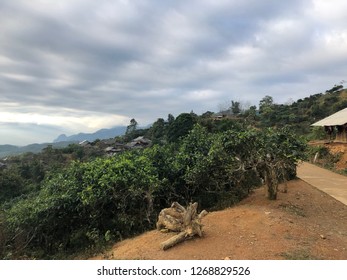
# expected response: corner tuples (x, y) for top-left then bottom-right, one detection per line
(297, 162), (347, 205)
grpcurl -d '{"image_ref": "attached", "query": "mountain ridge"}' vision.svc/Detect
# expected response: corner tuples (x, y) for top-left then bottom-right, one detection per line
(53, 126), (127, 143)
(0, 141), (76, 158)
(0, 126), (128, 158)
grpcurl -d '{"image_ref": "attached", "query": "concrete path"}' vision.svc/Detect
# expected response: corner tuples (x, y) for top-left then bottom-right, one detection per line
(297, 162), (347, 206)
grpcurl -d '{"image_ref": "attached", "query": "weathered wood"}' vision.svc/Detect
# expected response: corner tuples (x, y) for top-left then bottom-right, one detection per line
(198, 210), (208, 219)
(157, 202), (208, 250)
(160, 232), (187, 250)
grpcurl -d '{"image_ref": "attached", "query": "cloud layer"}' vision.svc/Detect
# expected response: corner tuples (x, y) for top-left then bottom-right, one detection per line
(1, 0), (347, 144)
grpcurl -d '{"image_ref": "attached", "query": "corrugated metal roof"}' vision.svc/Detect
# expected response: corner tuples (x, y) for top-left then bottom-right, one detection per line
(311, 107), (347, 126)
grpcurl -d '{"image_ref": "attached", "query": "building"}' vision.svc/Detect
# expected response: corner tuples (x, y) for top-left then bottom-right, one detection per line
(311, 107), (347, 143)
(126, 136), (152, 149)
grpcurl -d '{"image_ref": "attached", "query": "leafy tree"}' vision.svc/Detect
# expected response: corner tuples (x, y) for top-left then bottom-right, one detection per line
(146, 118), (166, 144)
(175, 124), (215, 202)
(174, 125), (263, 207)
(259, 95), (274, 114)
(200, 111), (214, 119)
(167, 114), (175, 125)
(243, 105), (258, 123)
(259, 95), (277, 127)
(231, 100), (241, 115)
(167, 113), (197, 142)
(126, 118), (138, 135)
(257, 127), (307, 200)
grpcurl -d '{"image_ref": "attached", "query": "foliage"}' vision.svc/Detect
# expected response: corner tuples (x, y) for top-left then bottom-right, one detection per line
(257, 127), (307, 199)
(254, 88), (347, 135)
(0, 167), (26, 204)
(145, 118), (167, 144)
(307, 127), (328, 141)
(126, 118), (138, 135)
(2, 151), (161, 258)
(1, 121), (308, 259)
(167, 113), (197, 142)
(307, 145), (342, 170)
(231, 100), (241, 115)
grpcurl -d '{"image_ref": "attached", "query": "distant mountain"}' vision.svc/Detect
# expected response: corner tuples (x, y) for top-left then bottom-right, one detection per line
(0, 141), (75, 158)
(0, 145), (18, 155)
(0, 126), (128, 158)
(53, 126), (127, 143)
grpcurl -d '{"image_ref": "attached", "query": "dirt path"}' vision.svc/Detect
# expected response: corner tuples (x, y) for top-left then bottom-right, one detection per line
(297, 162), (347, 205)
(89, 179), (347, 260)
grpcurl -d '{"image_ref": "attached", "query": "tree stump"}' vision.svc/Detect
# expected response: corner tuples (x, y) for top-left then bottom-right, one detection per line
(156, 202), (208, 250)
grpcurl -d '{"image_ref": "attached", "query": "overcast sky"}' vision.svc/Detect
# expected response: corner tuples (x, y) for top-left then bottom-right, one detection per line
(1, 0), (347, 145)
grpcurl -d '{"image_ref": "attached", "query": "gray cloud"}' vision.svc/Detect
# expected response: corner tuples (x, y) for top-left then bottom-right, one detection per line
(1, 0), (347, 144)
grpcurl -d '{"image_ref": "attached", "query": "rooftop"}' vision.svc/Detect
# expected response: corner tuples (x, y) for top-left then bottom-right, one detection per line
(312, 107), (347, 126)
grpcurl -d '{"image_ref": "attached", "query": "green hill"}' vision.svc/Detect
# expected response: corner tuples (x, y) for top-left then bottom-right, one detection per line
(0, 142), (76, 158)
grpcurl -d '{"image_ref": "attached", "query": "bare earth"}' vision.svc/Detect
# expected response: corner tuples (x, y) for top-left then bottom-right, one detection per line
(90, 179), (347, 260)
(326, 142), (347, 170)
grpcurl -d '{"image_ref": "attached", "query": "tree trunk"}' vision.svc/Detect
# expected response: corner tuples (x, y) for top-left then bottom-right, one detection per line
(265, 166), (278, 200)
(157, 202), (208, 250)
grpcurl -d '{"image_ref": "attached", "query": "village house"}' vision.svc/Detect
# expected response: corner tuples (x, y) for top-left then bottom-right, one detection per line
(104, 143), (127, 155)
(312, 107), (347, 143)
(104, 137), (151, 156)
(126, 136), (152, 149)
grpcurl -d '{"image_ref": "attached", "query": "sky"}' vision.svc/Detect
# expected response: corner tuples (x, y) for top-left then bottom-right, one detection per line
(1, 0), (347, 145)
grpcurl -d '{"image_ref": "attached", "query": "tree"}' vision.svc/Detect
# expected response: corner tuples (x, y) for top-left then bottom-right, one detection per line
(167, 113), (197, 142)
(200, 111), (214, 119)
(147, 118), (166, 144)
(243, 105), (258, 122)
(259, 95), (276, 127)
(257, 127), (307, 200)
(231, 100), (241, 115)
(259, 95), (274, 114)
(126, 118), (138, 136)
(167, 114), (175, 125)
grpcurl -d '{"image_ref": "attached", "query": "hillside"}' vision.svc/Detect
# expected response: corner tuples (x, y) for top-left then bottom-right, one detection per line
(0, 141), (75, 158)
(90, 179), (347, 260)
(1, 87), (347, 260)
(254, 87), (347, 136)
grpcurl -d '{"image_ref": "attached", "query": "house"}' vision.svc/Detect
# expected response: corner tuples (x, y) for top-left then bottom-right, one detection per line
(126, 136), (152, 149)
(78, 140), (91, 147)
(104, 143), (126, 155)
(312, 107), (347, 143)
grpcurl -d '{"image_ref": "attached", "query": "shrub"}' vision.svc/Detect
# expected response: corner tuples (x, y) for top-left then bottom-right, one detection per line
(3, 151), (161, 258)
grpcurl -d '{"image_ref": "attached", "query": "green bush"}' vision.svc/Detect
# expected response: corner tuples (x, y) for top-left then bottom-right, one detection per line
(3, 151), (161, 258)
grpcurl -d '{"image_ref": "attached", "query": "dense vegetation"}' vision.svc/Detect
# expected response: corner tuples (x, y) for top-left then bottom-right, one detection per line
(1, 86), (346, 259)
